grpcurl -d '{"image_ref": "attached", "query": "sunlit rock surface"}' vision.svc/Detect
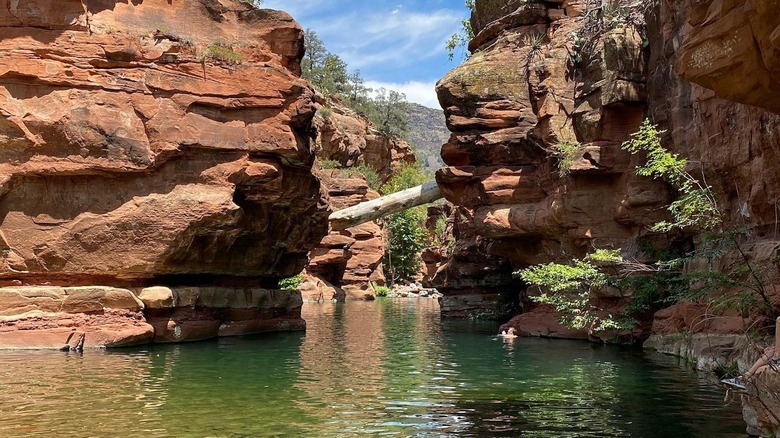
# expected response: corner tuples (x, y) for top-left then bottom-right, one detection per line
(0, 0), (327, 346)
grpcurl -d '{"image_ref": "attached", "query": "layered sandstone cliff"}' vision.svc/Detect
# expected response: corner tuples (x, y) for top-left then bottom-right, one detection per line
(312, 100), (416, 182)
(435, 0), (780, 433)
(0, 0), (323, 347)
(433, 0), (669, 323)
(303, 169), (386, 301)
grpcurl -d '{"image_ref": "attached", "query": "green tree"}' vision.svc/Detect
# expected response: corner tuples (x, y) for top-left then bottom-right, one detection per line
(302, 29), (328, 84)
(318, 54), (349, 96)
(446, 0), (475, 61)
(517, 119), (776, 334)
(381, 164), (429, 284)
(302, 29), (409, 142)
(368, 88), (409, 138)
(345, 69), (371, 108)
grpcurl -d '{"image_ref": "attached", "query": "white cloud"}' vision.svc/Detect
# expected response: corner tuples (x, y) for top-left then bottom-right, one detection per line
(311, 9), (461, 69)
(365, 80), (441, 109)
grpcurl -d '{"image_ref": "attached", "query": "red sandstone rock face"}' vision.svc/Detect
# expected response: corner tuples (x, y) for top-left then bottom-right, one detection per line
(0, 1), (328, 346)
(675, 0), (780, 114)
(0, 286), (153, 348)
(436, 1), (670, 259)
(305, 169), (386, 301)
(138, 286), (305, 342)
(433, 0), (669, 319)
(0, 0), (327, 285)
(302, 102), (416, 301)
(647, 4), (780, 429)
(312, 101), (416, 182)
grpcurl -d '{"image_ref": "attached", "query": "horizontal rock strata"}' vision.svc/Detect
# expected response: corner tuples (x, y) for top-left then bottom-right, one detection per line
(0, 0), (327, 344)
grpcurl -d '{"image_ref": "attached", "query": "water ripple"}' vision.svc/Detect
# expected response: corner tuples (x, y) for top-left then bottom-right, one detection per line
(0, 300), (746, 437)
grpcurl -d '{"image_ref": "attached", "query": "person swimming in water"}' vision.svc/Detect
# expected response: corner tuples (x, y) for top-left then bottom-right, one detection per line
(721, 316), (780, 390)
(499, 327), (517, 339)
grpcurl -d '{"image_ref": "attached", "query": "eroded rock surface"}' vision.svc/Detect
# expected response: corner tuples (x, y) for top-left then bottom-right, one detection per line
(312, 101), (415, 182)
(305, 169), (386, 301)
(0, 0), (327, 345)
(0, 286), (153, 348)
(436, 0), (780, 432)
(433, 0), (668, 319)
(138, 286), (305, 342)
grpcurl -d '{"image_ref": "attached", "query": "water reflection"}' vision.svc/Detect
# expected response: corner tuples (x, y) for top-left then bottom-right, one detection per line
(0, 300), (747, 437)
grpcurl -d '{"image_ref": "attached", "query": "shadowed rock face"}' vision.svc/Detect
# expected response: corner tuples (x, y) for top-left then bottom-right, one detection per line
(675, 0), (780, 114)
(436, 0), (780, 431)
(0, 0), (328, 346)
(300, 102), (416, 302)
(304, 169), (387, 301)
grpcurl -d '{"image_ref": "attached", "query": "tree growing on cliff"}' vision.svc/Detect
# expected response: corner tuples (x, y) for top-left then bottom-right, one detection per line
(367, 88), (409, 138)
(446, 0), (475, 61)
(517, 119), (776, 334)
(301, 29), (410, 140)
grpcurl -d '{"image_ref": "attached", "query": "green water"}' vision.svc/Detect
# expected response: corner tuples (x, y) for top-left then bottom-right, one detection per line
(0, 299), (746, 437)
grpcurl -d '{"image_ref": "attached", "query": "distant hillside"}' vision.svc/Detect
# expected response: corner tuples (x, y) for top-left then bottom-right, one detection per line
(405, 103), (449, 171)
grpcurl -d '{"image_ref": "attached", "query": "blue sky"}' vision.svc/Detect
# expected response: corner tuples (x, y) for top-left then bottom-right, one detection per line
(262, 0), (470, 108)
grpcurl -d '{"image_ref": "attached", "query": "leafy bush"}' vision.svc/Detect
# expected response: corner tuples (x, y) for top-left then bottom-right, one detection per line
(318, 106), (333, 119)
(518, 250), (628, 332)
(351, 164), (382, 191)
(279, 273), (305, 291)
(319, 159), (342, 169)
(622, 119), (720, 232)
(551, 138), (580, 177)
(380, 163), (427, 194)
(373, 282), (390, 297)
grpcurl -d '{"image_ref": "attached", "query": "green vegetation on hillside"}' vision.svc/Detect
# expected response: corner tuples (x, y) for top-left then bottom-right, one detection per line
(303, 29), (409, 138)
(406, 103), (448, 171)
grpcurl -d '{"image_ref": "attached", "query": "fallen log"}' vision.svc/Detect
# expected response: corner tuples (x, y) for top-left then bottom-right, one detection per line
(329, 181), (443, 231)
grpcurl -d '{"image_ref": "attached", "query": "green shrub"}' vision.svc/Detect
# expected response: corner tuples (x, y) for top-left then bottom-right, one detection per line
(373, 282), (390, 297)
(320, 159), (341, 169)
(351, 164), (381, 191)
(318, 106), (333, 119)
(552, 138), (580, 177)
(518, 119), (778, 334)
(279, 273), (305, 291)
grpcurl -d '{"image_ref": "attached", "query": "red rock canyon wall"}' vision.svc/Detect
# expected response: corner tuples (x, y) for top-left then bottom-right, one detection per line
(0, 0), (326, 346)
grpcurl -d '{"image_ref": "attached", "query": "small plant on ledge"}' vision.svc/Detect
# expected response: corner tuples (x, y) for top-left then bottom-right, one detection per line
(551, 137), (581, 177)
(201, 42), (242, 65)
(279, 273), (305, 291)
